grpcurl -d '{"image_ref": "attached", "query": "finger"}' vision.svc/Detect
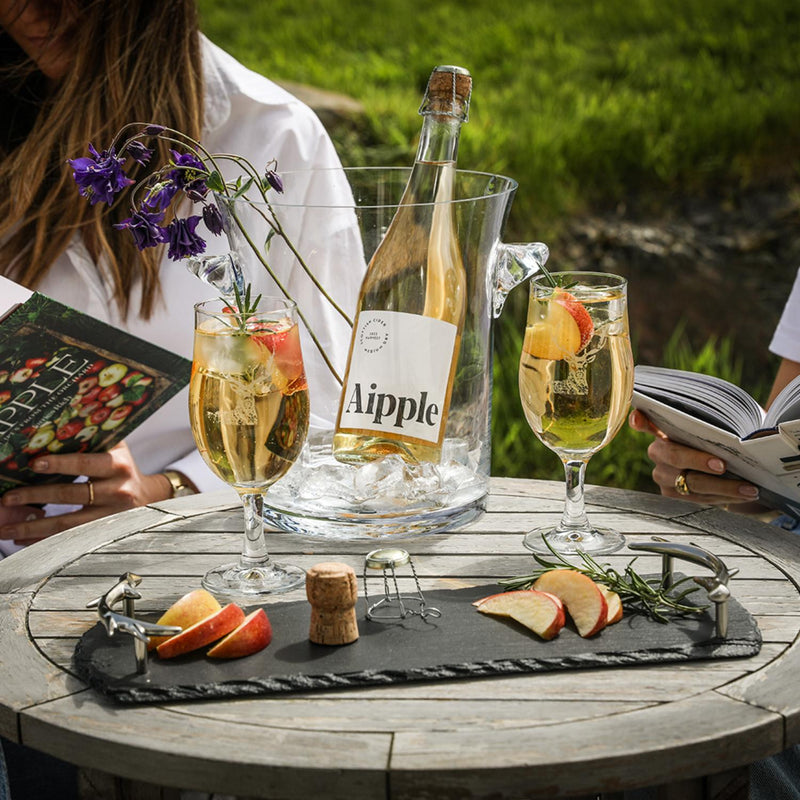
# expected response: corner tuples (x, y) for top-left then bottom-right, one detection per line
(628, 409), (662, 436)
(679, 471), (758, 500)
(0, 505), (45, 526)
(652, 464), (758, 502)
(2, 480), (95, 509)
(29, 450), (117, 481)
(0, 507), (103, 544)
(647, 437), (727, 476)
(662, 490), (758, 507)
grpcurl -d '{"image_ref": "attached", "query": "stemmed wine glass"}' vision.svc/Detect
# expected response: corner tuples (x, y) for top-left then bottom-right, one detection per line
(189, 297), (310, 596)
(518, 271), (634, 555)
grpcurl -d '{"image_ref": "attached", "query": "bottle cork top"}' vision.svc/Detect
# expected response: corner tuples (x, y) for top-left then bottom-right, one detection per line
(419, 65), (472, 121)
(305, 562), (358, 608)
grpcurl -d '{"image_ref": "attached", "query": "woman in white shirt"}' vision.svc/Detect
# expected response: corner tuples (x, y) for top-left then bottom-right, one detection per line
(0, 0), (360, 557)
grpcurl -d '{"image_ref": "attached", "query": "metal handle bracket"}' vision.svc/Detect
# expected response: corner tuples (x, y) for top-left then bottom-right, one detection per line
(627, 539), (738, 639)
(87, 572), (182, 674)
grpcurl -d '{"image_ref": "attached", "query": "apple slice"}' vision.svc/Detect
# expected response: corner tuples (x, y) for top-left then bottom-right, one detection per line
(533, 569), (608, 637)
(147, 589), (222, 651)
(523, 290), (594, 361)
(474, 590), (566, 640)
(599, 585), (623, 624)
(251, 320), (306, 388)
(537, 590), (565, 613)
(207, 608), (273, 658)
(156, 603), (245, 659)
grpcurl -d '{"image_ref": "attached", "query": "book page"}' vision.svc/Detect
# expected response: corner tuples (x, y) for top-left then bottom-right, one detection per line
(764, 375), (800, 428)
(0, 275), (34, 320)
(634, 365), (765, 437)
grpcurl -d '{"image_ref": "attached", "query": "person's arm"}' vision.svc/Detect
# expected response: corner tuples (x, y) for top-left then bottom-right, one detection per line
(767, 358), (800, 408)
(629, 357), (800, 508)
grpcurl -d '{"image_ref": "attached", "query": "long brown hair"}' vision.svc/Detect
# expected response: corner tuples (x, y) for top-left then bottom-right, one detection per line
(0, 0), (204, 318)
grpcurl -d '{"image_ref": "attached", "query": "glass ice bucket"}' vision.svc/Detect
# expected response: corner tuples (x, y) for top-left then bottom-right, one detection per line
(191, 167), (548, 539)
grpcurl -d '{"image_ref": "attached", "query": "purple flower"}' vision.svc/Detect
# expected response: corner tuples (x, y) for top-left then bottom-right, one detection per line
(69, 144), (133, 206)
(202, 204), (224, 236)
(265, 169), (284, 194)
(142, 180), (178, 211)
(113, 209), (166, 250)
(169, 150), (208, 200)
(143, 124), (165, 135)
(125, 140), (153, 167)
(165, 215), (207, 260)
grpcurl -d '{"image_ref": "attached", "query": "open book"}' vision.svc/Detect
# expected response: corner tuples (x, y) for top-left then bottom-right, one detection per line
(633, 365), (800, 518)
(0, 275), (191, 495)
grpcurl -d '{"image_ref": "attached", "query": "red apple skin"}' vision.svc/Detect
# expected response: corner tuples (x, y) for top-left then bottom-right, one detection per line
(156, 603), (245, 659)
(554, 290), (593, 350)
(599, 585), (624, 624)
(207, 608), (272, 658)
(98, 384), (122, 403)
(147, 589), (223, 651)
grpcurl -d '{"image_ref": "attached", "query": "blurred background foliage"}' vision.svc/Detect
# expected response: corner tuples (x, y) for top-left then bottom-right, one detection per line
(199, 0), (799, 492)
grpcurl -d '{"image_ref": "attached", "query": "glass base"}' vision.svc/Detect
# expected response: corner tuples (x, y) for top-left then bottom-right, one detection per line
(202, 560), (306, 598)
(523, 525), (626, 556)
(262, 430), (488, 540)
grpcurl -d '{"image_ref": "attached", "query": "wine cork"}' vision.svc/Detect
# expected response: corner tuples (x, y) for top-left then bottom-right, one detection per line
(306, 562), (359, 646)
(427, 65), (471, 101)
(420, 65), (472, 119)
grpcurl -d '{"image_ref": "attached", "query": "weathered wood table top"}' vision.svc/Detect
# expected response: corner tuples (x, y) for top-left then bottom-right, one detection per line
(1, 477), (798, 800)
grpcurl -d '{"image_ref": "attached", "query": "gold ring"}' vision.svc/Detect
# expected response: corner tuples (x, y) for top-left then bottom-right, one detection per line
(674, 470), (691, 496)
(86, 480), (95, 507)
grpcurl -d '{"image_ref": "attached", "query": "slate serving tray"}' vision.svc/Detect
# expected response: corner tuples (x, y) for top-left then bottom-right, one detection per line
(73, 584), (762, 705)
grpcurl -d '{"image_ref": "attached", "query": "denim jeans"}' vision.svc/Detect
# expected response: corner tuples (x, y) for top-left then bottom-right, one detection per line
(0, 741), (10, 800)
(0, 737), (78, 800)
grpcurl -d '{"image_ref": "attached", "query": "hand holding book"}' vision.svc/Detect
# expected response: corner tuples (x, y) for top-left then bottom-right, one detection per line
(628, 408), (762, 506)
(0, 274), (191, 549)
(631, 365), (800, 519)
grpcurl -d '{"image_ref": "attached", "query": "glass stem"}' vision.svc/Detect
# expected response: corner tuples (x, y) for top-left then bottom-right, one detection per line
(239, 492), (270, 567)
(560, 458), (590, 531)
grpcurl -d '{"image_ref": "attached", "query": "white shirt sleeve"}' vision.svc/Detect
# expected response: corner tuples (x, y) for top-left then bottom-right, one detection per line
(769, 267), (800, 362)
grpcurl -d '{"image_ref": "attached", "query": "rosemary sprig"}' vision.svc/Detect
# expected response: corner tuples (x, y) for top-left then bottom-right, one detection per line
(230, 283), (262, 320)
(499, 536), (708, 624)
(216, 284), (264, 334)
(536, 264), (578, 291)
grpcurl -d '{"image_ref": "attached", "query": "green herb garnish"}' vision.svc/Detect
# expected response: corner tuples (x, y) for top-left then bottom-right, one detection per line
(224, 283), (263, 331)
(499, 536), (708, 624)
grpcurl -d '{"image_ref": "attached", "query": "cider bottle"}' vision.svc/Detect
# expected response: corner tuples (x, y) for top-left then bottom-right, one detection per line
(333, 65), (472, 464)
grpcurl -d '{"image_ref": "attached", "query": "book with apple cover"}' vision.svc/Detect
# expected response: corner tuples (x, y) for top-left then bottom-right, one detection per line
(0, 274), (191, 495)
(632, 365), (800, 519)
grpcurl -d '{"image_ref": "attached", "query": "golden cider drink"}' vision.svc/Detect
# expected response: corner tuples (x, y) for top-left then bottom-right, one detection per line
(190, 318), (309, 491)
(519, 284), (634, 459)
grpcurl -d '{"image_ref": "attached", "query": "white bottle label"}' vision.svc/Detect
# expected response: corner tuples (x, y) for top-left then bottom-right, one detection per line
(338, 310), (457, 445)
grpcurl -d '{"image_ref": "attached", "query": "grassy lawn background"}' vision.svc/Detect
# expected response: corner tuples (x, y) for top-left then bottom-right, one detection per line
(198, 0), (800, 490)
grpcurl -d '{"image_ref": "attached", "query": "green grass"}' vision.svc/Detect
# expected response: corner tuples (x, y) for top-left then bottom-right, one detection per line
(199, 0), (800, 240)
(198, 1), (797, 492)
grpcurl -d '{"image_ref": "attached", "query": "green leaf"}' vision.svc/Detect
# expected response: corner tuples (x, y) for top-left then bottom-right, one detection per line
(231, 177), (254, 199)
(206, 171), (225, 193)
(123, 384), (147, 403)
